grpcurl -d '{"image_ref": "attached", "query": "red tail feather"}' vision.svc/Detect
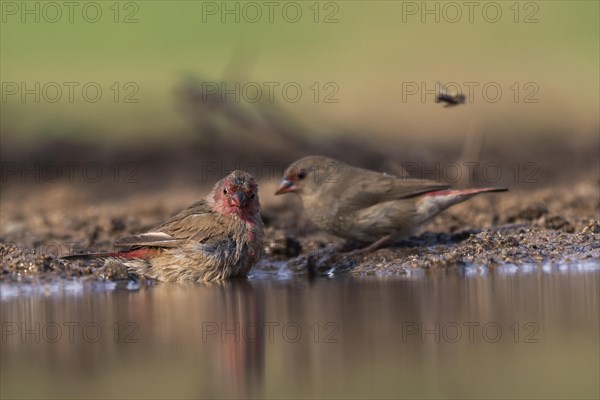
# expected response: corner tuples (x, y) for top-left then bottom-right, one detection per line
(423, 187), (508, 197)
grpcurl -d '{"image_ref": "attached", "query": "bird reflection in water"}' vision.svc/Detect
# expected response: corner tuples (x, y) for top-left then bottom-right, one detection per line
(212, 280), (265, 397)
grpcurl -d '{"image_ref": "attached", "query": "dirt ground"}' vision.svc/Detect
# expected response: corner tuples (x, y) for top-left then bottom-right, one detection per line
(1, 170), (598, 281)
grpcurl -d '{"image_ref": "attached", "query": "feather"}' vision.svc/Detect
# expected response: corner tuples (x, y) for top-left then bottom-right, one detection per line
(337, 171), (450, 213)
(113, 232), (182, 248)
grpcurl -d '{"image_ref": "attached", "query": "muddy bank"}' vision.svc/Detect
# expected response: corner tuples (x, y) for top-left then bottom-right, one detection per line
(1, 175), (598, 282)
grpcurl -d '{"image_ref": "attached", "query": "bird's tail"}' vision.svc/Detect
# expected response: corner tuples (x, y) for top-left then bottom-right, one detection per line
(61, 248), (157, 261)
(416, 187), (508, 222)
(62, 252), (116, 261)
(422, 187), (508, 197)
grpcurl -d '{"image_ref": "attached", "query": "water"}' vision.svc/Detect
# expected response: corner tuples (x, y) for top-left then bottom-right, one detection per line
(1, 264), (599, 399)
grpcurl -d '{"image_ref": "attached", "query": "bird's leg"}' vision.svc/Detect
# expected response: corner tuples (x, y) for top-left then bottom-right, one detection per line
(345, 234), (393, 255)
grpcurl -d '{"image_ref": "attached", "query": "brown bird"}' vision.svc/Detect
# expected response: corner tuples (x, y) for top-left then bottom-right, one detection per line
(275, 156), (506, 252)
(63, 170), (263, 282)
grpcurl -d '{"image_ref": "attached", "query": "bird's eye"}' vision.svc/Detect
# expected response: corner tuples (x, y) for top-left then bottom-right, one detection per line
(297, 170), (307, 180)
(250, 193), (256, 199)
(223, 188), (228, 195)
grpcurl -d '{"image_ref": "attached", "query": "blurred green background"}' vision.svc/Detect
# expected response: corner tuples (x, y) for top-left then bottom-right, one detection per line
(2, 0), (598, 143)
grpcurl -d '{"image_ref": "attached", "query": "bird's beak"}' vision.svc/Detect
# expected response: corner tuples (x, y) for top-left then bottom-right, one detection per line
(275, 178), (296, 195)
(231, 191), (248, 208)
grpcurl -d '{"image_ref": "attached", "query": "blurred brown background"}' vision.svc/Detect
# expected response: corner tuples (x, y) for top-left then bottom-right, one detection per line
(1, 1), (598, 198)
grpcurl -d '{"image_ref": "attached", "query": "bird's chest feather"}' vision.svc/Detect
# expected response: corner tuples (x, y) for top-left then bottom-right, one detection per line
(243, 220), (263, 262)
(222, 216), (262, 263)
(305, 198), (348, 233)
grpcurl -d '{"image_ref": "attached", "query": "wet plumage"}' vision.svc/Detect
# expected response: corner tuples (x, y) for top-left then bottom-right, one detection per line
(64, 170), (263, 282)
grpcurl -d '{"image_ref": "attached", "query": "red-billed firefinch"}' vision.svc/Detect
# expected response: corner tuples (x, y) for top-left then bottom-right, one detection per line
(275, 156), (506, 252)
(64, 170), (263, 282)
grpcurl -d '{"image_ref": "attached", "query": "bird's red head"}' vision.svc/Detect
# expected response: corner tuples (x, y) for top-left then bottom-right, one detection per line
(212, 170), (260, 220)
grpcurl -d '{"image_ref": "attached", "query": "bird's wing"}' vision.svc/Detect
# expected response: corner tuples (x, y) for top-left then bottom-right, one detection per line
(113, 232), (183, 248)
(114, 200), (227, 249)
(337, 170), (450, 213)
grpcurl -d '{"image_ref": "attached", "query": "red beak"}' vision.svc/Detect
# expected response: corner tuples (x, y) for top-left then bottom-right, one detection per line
(275, 178), (296, 195)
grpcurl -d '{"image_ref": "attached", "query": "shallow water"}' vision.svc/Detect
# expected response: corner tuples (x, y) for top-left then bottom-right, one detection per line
(1, 264), (599, 399)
